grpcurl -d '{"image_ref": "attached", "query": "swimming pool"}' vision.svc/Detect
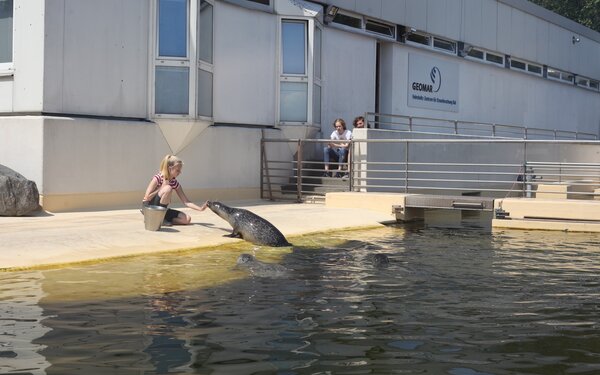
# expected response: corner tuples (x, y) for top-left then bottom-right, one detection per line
(1, 224), (600, 374)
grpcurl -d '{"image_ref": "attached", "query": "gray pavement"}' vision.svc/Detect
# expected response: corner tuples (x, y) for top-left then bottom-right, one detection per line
(0, 200), (395, 270)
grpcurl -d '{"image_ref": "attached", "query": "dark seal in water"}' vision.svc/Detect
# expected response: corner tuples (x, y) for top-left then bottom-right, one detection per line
(207, 201), (291, 247)
(236, 253), (289, 278)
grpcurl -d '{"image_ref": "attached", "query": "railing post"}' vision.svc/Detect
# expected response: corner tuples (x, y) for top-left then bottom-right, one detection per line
(409, 116), (413, 132)
(405, 140), (409, 193)
(454, 120), (458, 134)
(523, 142), (532, 198)
(348, 141), (353, 191)
(492, 124), (496, 137)
(260, 135), (273, 201)
(297, 140), (303, 202)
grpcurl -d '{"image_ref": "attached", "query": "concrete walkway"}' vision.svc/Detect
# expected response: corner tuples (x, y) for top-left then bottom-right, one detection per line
(0, 200), (395, 271)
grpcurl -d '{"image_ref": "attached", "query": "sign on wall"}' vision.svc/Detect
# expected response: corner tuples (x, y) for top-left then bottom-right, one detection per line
(408, 53), (459, 112)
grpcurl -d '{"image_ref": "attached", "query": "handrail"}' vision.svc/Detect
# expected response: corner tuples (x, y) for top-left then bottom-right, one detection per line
(260, 138), (600, 202)
(365, 112), (598, 140)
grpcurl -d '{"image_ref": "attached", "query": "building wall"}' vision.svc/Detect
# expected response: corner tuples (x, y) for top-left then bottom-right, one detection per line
(379, 43), (600, 135)
(1, 0), (599, 212)
(321, 26), (376, 131)
(42, 0), (150, 117)
(12, 0), (45, 112)
(214, 2), (277, 126)
(326, 0), (600, 79)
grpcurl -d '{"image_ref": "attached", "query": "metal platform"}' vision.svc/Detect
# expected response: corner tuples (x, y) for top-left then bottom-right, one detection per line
(404, 194), (495, 211)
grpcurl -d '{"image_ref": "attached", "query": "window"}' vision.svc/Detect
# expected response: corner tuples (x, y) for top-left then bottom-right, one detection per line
(485, 52), (504, 65)
(433, 37), (456, 54)
(510, 58), (542, 77)
(576, 76), (589, 87)
(0, 0), (13, 74)
(590, 80), (599, 91)
(329, 9), (394, 40)
(197, 0), (213, 117)
(282, 20), (306, 75)
(406, 32), (430, 46)
(279, 19), (321, 125)
(280, 20), (307, 122)
(465, 48), (503, 66)
(365, 19), (395, 39)
(527, 64), (542, 75)
(332, 11), (362, 29)
(547, 67), (574, 84)
(510, 59), (526, 71)
(313, 26), (322, 124)
(561, 73), (574, 83)
(405, 32), (456, 55)
(153, 0), (214, 118)
(547, 68), (561, 80)
(467, 48), (484, 60)
(225, 0), (271, 11)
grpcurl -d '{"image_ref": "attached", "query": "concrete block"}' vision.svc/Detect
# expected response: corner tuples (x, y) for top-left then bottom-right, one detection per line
(495, 198), (600, 221)
(536, 181), (599, 200)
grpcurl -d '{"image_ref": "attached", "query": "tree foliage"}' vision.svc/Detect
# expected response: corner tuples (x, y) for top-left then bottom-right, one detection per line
(528, 0), (600, 33)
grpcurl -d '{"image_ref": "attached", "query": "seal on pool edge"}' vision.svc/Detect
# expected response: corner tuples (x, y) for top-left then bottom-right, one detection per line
(207, 201), (291, 247)
(236, 253), (289, 278)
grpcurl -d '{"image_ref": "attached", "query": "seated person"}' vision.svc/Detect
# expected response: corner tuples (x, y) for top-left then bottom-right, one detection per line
(353, 115), (366, 129)
(323, 118), (352, 177)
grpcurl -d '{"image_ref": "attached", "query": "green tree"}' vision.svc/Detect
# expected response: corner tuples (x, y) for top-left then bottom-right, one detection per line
(529, 0), (600, 33)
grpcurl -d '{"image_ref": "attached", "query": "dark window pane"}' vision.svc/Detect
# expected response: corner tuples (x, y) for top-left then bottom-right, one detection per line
(332, 13), (362, 29)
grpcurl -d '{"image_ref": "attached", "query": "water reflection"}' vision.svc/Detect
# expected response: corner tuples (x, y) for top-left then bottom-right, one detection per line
(1, 226), (600, 374)
(0, 271), (50, 374)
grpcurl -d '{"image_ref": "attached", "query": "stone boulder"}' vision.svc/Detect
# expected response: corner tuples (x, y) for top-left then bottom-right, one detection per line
(0, 165), (41, 216)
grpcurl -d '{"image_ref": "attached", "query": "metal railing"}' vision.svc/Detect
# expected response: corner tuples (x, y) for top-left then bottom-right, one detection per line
(261, 138), (600, 202)
(365, 112), (599, 140)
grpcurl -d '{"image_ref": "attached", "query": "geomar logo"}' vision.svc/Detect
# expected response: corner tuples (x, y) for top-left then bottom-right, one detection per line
(430, 66), (441, 92)
(412, 66), (442, 93)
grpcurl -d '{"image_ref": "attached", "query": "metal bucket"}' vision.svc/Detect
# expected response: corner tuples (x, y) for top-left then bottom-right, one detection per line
(142, 205), (167, 231)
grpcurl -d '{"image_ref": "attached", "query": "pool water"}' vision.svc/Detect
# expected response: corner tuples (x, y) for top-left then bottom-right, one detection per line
(1, 224), (600, 374)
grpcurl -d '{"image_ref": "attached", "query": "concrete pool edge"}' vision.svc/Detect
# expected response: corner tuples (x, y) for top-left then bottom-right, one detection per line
(0, 200), (394, 271)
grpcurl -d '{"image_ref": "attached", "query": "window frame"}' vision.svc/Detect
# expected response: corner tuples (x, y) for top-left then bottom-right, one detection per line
(547, 67), (574, 85)
(465, 48), (504, 67)
(509, 57), (543, 77)
(0, 0), (14, 76)
(432, 36), (457, 55)
(277, 16), (321, 126)
(151, 0), (215, 119)
(223, 0), (272, 12)
(405, 31), (456, 56)
(364, 18), (396, 40)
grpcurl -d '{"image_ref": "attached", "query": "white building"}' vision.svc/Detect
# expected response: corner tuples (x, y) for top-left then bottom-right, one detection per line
(1, 0), (599, 211)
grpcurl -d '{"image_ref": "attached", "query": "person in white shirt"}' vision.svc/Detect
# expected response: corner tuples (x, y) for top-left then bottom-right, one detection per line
(323, 118), (352, 177)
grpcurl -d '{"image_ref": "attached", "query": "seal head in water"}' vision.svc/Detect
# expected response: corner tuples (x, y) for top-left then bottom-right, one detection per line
(236, 253), (289, 278)
(207, 201), (291, 247)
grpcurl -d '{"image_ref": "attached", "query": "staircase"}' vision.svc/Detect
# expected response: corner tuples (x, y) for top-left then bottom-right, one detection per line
(280, 160), (351, 202)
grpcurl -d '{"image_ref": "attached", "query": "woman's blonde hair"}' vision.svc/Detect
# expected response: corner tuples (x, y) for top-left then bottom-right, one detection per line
(159, 154), (183, 180)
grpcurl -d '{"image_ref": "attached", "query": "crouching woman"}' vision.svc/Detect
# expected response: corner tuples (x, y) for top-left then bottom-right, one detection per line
(142, 154), (207, 225)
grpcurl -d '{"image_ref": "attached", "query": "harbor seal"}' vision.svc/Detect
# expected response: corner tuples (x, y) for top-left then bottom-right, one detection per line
(370, 253), (390, 268)
(207, 201), (291, 247)
(236, 253), (289, 278)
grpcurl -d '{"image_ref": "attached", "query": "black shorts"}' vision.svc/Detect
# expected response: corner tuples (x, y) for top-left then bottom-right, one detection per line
(148, 195), (182, 222)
